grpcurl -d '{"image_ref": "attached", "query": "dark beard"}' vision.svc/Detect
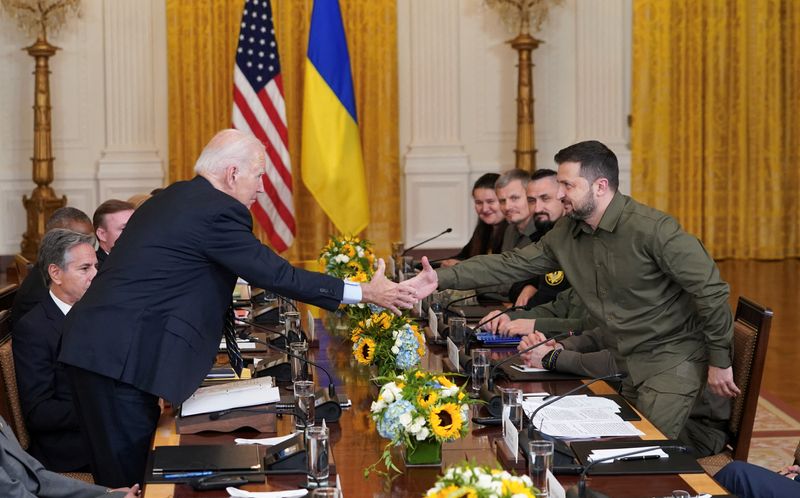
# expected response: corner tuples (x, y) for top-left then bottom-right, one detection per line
(534, 218), (555, 233)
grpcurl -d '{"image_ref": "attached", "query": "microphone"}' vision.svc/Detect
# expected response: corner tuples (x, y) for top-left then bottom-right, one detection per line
(401, 228), (452, 256)
(487, 331), (572, 391)
(566, 444), (688, 498)
(240, 319), (336, 398)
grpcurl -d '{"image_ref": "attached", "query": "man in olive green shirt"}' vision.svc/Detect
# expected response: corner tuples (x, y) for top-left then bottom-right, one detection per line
(407, 140), (739, 439)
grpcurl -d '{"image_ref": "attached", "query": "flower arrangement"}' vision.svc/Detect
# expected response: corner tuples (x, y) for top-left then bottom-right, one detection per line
(425, 462), (539, 498)
(350, 311), (426, 376)
(365, 370), (478, 477)
(318, 235), (375, 281)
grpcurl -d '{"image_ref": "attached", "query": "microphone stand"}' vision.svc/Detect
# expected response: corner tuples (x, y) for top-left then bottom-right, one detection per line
(566, 444), (687, 498)
(463, 304), (526, 355)
(401, 228), (453, 256)
(240, 319), (336, 398)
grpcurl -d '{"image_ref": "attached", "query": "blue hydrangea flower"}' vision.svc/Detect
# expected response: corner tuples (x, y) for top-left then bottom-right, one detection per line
(377, 399), (414, 440)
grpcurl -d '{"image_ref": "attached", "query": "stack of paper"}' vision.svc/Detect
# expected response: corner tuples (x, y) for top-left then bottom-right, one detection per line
(182, 377), (280, 416)
(522, 395), (644, 439)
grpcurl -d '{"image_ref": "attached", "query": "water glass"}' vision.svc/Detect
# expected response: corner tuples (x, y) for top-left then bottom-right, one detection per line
(289, 341), (310, 382)
(528, 440), (553, 498)
(448, 317), (467, 345)
(398, 255), (414, 281)
(671, 492), (690, 498)
(278, 298), (295, 324)
(293, 380), (316, 430)
(433, 311), (444, 339)
(470, 348), (490, 397)
(284, 311), (302, 342)
(310, 488), (341, 498)
(499, 386), (523, 435)
(306, 425), (330, 485)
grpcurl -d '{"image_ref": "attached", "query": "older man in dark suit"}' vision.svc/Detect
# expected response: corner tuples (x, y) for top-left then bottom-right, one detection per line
(13, 229), (97, 472)
(60, 129), (417, 487)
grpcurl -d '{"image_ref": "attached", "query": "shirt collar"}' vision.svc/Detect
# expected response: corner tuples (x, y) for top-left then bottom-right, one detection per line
(570, 191), (626, 237)
(49, 290), (72, 315)
(518, 217), (537, 237)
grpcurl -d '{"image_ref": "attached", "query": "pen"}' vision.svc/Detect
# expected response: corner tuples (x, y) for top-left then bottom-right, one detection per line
(618, 454), (660, 462)
(163, 471), (215, 479)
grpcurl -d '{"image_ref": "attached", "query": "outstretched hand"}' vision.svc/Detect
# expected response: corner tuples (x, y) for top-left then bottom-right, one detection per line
(360, 258), (417, 315)
(402, 256), (439, 301)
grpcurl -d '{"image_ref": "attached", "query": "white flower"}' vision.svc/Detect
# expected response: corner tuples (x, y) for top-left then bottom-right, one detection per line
(380, 382), (402, 403)
(391, 346), (400, 354)
(415, 427), (430, 440)
(399, 413), (413, 428)
(357, 247), (365, 257)
(333, 254), (350, 264)
(370, 400), (386, 413)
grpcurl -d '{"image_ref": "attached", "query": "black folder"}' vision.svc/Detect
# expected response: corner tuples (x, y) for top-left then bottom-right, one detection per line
(151, 444), (261, 473)
(570, 439), (704, 475)
(499, 359), (590, 381)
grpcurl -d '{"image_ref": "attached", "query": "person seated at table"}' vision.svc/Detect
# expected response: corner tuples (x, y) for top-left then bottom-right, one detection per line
(505, 168), (570, 308)
(714, 455), (800, 498)
(440, 173), (507, 268)
(13, 229), (98, 472)
(516, 318), (730, 457)
(9, 207), (94, 331)
(0, 414), (138, 497)
(92, 199), (135, 268)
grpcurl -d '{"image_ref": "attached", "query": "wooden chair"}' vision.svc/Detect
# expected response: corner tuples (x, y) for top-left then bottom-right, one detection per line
(0, 334), (93, 483)
(699, 296), (773, 475)
(794, 439), (799, 465)
(0, 283), (17, 315)
(14, 253), (33, 283)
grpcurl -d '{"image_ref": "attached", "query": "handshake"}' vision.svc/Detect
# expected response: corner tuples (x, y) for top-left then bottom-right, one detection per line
(358, 256), (439, 315)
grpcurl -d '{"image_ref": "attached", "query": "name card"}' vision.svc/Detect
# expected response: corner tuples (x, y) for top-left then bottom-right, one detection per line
(503, 411), (519, 462)
(547, 470), (565, 498)
(447, 337), (460, 373)
(428, 306), (438, 338)
(306, 310), (316, 341)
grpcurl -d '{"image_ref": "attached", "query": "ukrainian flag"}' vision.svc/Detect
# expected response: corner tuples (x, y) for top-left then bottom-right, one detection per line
(301, 0), (369, 235)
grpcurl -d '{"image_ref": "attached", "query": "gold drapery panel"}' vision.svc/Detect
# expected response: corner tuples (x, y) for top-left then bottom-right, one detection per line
(632, 0), (800, 259)
(166, 0), (400, 261)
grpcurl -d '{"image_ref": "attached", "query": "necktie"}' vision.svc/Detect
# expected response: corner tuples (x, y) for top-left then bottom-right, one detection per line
(223, 305), (244, 376)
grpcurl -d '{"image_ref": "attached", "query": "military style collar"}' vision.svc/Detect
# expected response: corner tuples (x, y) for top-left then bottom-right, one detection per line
(570, 191), (626, 237)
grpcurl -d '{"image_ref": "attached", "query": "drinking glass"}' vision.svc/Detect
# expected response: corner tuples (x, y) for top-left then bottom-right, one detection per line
(289, 341), (310, 382)
(284, 311), (302, 342)
(306, 425), (330, 486)
(448, 317), (467, 345)
(499, 386), (523, 436)
(278, 298), (295, 324)
(310, 487), (341, 498)
(293, 380), (315, 430)
(470, 348), (490, 397)
(528, 440), (553, 498)
(671, 492), (690, 498)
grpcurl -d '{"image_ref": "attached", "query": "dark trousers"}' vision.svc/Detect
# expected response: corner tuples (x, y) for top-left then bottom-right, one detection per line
(715, 460), (800, 498)
(66, 366), (161, 488)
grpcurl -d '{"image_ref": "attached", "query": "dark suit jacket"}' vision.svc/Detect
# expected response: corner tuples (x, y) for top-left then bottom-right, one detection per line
(59, 176), (345, 404)
(12, 295), (90, 472)
(95, 248), (107, 269)
(8, 263), (47, 332)
(0, 416), (121, 497)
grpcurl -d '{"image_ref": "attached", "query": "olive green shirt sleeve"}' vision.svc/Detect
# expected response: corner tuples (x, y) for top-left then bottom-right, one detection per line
(507, 288), (590, 334)
(552, 328), (618, 378)
(652, 217), (733, 368)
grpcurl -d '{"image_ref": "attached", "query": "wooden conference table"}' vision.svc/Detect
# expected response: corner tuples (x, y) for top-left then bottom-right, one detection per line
(142, 319), (730, 498)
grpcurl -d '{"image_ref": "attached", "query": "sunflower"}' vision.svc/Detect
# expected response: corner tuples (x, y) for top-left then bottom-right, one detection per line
(414, 329), (426, 356)
(501, 479), (535, 498)
(429, 403), (463, 439)
(350, 327), (363, 343)
(354, 337), (376, 365)
(436, 375), (456, 389)
(417, 390), (438, 409)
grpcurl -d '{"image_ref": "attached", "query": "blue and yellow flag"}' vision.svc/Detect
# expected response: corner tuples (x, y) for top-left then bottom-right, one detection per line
(301, 0), (369, 235)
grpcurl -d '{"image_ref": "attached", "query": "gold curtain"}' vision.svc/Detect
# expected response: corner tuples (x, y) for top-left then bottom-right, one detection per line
(166, 0), (400, 262)
(632, 0), (800, 259)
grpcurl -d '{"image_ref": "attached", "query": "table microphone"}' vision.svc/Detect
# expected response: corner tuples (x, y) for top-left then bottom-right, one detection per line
(401, 228), (452, 256)
(240, 320), (336, 398)
(566, 444), (688, 498)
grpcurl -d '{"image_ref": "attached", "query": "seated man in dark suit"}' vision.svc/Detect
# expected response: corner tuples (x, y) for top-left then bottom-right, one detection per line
(0, 415), (137, 497)
(12, 229), (97, 472)
(9, 208), (94, 331)
(92, 199), (134, 268)
(715, 456), (800, 498)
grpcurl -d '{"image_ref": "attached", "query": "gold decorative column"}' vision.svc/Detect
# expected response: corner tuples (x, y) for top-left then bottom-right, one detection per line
(1, 0), (80, 260)
(485, 0), (561, 171)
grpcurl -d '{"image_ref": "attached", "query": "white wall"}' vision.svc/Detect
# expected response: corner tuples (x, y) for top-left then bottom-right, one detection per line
(399, 0), (632, 249)
(0, 0), (167, 255)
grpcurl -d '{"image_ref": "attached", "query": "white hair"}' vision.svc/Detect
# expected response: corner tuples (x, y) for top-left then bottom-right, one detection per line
(193, 129), (266, 177)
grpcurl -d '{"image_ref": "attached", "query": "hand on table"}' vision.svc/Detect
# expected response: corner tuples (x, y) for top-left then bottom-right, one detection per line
(518, 331), (560, 368)
(498, 318), (536, 337)
(479, 310), (509, 334)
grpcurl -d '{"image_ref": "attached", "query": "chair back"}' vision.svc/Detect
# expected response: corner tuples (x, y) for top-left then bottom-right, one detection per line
(14, 253), (32, 283)
(0, 284), (17, 316)
(794, 439), (800, 465)
(0, 335), (29, 449)
(727, 296), (772, 462)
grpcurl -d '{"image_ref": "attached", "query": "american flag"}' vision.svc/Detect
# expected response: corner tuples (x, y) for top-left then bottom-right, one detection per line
(232, 0), (295, 252)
